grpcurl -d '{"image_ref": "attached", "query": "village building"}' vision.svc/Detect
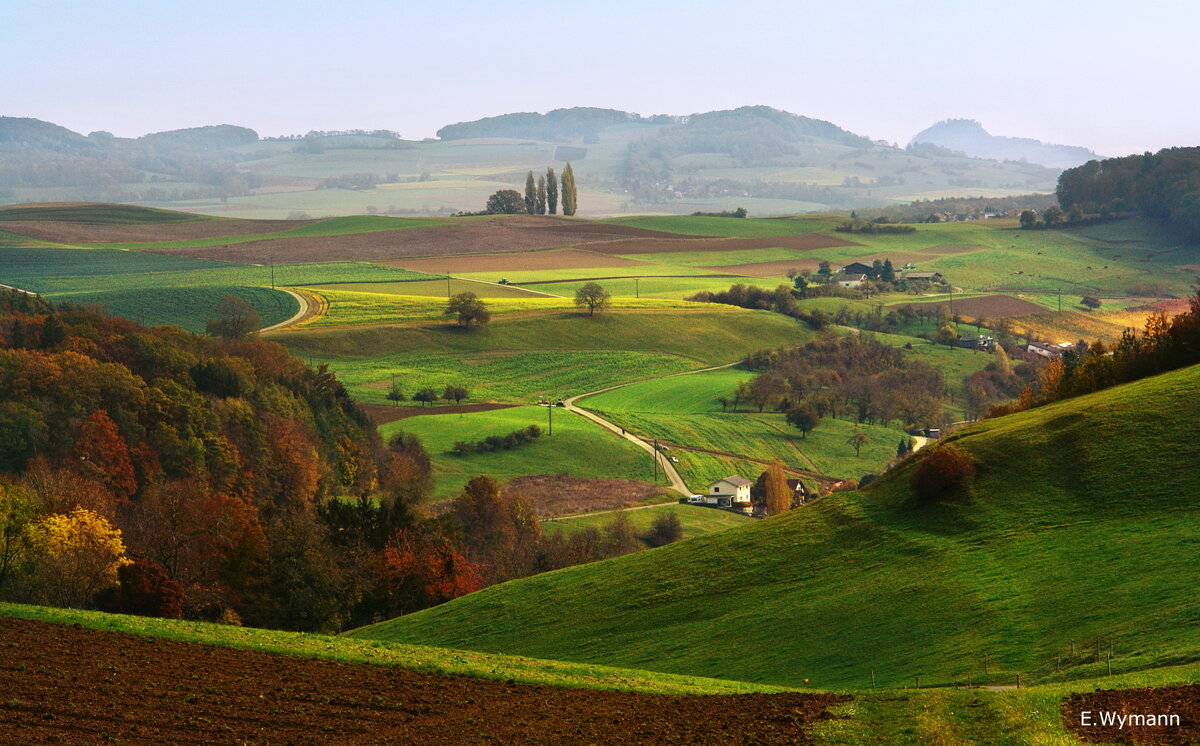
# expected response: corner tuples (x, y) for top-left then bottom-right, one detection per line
(901, 271), (943, 282)
(840, 261), (874, 275)
(958, 335), (995, 351)
(835, 273), (867, 288)
(703, 476), (753, 508)
(1027, 341), (1074, 359)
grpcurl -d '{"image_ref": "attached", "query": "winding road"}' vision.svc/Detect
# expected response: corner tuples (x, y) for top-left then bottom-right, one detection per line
(562, 362), (739, 497)
(260, 288), (321, 333)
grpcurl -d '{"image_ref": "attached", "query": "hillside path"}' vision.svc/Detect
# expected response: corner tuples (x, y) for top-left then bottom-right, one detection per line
(261, 288), (323, 332)
(562, 362), (739, 496)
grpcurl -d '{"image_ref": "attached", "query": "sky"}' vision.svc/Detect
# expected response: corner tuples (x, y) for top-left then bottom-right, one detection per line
(4, 0), (1197, 157)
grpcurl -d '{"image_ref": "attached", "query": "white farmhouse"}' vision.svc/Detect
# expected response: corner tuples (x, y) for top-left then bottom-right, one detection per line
(704, 476), (753, 507)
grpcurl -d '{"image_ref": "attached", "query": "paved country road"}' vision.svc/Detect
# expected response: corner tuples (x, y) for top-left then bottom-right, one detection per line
(562, 362), (739, 496)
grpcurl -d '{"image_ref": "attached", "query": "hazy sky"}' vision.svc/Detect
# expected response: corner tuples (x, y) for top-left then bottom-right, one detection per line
(5, 0), (1196, 156)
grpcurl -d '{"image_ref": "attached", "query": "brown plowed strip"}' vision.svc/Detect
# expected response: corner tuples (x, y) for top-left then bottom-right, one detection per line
(1062, 684), (1198, 744)
(586, 233), (858, 255)
(506, 475), (672, 516)
(0, 218), (311, 244)
(358, 401), (516, 425)
(379, 248), (653, 273)
(893, 294), (1046, 319)
(0, 616), (847, 745)
(149, 217), (705, 264)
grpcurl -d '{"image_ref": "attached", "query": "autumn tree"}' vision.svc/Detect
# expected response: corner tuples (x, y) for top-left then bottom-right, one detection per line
(381, 528), (481, 615)
(763, 462), (791, 516)
(449, 476), (541, 583)
(98, 557), (184, 619)
(909, 444), (976, 504)
(0, 483), (35, 593)
(785, 404), (821, 438)
(643, 512), (683, 547)
(445, 291), (491, 328)
(1019, 209), (1038, 228)
(206, 295), (261, 340)
(604, 511), (639, 556)
(935, 323), (958, 347)
(485, 189), (526, 214)
(748, 373), (788, 413)
(386, 383), (406, 406)
(442, 385), (469, 405)
(524, 171), (537, 215)
(75, 409), (137, 500)
(574, 282), (610, 316)
(561, 162), (578, 216)
(847, 432), (869, 457)
(536, 175), (547, 214)
(21, 508), (130, 608)
(412, 387), (439, 407)
(1081, 295), (1102, 310)
(546, 167), (558, 214)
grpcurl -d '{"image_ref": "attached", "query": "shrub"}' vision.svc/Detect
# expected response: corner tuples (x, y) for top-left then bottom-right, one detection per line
(909, 444), (976, 503)
(450, 425), (542, 455)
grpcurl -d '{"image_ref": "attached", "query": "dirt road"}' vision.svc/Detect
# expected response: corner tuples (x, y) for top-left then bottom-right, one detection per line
(563, 362), (739, 496)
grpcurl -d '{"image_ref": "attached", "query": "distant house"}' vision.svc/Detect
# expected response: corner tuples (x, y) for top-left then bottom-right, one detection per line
(1027, 341), (1074, 359)
(902, 271), (943, 282)
(958, 335), (995, 351)
(836, 273), (868, 288)
(785, 479), (808, 505)
(704, 476), (753, 508)
(840, 262), (874, 275)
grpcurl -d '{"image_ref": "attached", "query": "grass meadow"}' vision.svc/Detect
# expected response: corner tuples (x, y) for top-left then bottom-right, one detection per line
(380, 406), (666, 499)
(542, 503), (753, 542)
(354, 363), (1200, 694)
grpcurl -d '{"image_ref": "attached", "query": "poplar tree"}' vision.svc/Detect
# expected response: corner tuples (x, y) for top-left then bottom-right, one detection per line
(536, 176), (547, 215)
(524, 171), (536, 215)
(561, 162), (577, 216)
(546, 167), (558, 214)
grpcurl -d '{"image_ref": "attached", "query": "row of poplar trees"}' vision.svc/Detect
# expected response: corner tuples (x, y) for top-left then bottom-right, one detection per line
(524, 163), (578, 216)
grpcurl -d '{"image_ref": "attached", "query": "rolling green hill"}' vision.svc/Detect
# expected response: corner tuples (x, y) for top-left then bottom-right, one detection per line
(351, 364), (1200, 691)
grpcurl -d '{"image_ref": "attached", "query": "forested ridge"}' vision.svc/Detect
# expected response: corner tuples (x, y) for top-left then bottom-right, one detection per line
(1056, 146), (1200, 238)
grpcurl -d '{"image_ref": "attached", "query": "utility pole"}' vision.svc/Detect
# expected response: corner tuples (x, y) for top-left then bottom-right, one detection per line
(635, 278), (640, 298)
(447, 271), (452, 299)
(653, 439), (659, 481)
(270, 256), (275, 289)
(1058, 287), (1062, 313)
(548, 401), (553, 436)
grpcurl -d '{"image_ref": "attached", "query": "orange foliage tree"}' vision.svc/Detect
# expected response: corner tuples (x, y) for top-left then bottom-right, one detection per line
(22, 508), (130, 608)
(74, 410), (137, 500)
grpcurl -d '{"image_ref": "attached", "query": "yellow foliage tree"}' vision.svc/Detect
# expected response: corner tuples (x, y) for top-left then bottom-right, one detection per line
(23, 508), (130, 608)
(764, 461), (791, 517)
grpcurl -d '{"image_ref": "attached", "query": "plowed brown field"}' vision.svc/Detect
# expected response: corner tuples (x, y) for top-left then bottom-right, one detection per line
(1063, 684), (1198, 744)
(894, 294), (1046, 319)
(704, 259), (823, 276)
(380, 248), (651, 273)
(154, 217), (698, 264)
(0, 616), (847, 745)
(0, 218), (310, 244)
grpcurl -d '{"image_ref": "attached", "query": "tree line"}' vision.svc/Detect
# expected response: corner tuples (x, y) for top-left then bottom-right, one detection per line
(484, 163), (578, 216)
(0, 293), (671, 633)
(1055, 147), (1200, 240)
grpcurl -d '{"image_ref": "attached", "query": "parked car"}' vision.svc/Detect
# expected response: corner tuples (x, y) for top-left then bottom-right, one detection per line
(687, 495), (704, 504)
(670, 456), (680, 463)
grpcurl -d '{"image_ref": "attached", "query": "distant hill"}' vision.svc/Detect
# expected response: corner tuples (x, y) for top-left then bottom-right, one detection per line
(351, 363), (1200, 688)
(0, 108), (1061, 217)
(910, 119), (1101, 169)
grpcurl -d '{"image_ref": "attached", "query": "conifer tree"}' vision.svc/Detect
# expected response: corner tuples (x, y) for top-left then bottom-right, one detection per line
(561, 162), (577, 216)
(546, 167), (558, 214)
(524, 171), (537, 215)
(536, 176), (547, 215)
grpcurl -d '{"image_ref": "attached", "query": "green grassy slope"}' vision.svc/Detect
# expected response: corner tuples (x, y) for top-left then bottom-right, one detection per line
(282, 308), (809, 404)
(0, 603), (786, 695)
(380, 406), (667, 499)
(0, 202), (211, 224)
(544, 504), (753, 542)
(352, 364), (1200, 690)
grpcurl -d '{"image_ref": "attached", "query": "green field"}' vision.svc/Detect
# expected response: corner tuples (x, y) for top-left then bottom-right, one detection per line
(0, 603), (782, 695)
(61, 286), (299, 333)
(605, 215), (841, 237)
(90, 214), (448, 250)
(308, 278), (557, 298)
(352, 363), (1200, 693)
(543, 503), (753, 541)
(380, 406), (666, 498)
(282, 308), (810, 404)
(301, 288), (715, 326)
(518, 276), (771, 300)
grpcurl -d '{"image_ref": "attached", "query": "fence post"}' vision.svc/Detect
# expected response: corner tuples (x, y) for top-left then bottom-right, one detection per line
(1071, 639), (1075, 655)
(915, 675), (920, 689)
(983, 652), (989, 675)
(1107, 651), (1112, 676)
(871, 669), (876, 690)
(1016, 673), (1021, 689)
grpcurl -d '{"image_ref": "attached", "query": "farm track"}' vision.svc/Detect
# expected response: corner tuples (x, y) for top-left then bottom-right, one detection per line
(260, 288), (325, 332)
(563, 364), (747, 496)
(0, 615), (848, 745)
